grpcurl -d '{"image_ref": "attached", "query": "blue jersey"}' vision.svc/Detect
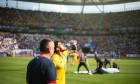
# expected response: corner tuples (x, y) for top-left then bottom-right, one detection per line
(104, 53), (106, 58)
(67, 55), (70, 60)
(26, 56), (56, 84)
(118, 52), (120, 59)
(79, 52), (81, 57)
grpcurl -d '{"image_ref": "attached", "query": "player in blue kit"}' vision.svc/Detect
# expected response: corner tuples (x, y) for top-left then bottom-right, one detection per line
(104, 51), (107, 59)
(67, 54), (70, 65)
(118, 51), (120, 60)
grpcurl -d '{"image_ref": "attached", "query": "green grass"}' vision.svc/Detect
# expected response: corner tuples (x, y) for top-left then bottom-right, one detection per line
(0, 57), (140, 84)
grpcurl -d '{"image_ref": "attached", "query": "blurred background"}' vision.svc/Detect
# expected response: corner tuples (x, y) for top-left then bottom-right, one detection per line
(0, 0), (140, 57)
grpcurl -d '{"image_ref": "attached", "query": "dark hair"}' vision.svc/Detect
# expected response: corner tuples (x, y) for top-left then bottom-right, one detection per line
(71, 45), (77, 50)
(54, 41), (60, 53)
(40, 39), (51, 52)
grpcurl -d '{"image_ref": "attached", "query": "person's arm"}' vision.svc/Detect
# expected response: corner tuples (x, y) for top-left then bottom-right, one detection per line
(117, 64), (118, 70)
(68, 40), (77, 51)
(46, 62), (56, 84)
(104, 61), (106, 65)
(104, 61), (106, 67)
(86, 57), (89, 66)
(96, 58), (99, 69)
(63, 50), (70, 58)
(110, 61), (112, 68)
(97, 62), (99, 68)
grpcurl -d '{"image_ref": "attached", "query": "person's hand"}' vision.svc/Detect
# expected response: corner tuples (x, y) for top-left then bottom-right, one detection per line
(68, 40), (74, 43)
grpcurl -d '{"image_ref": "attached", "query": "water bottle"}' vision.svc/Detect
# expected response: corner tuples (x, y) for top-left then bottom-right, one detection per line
(65, 40), (77, 46)
(65, 43), (71, 46)
(73, 40), (77, 45)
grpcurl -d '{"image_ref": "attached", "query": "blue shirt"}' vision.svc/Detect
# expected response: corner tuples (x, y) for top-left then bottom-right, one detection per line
(26, 56), (56, 84)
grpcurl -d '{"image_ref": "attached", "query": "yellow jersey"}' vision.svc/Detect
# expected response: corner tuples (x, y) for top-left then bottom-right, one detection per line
(51, 50), (69, 84)
(63, 50), (70, 64)
(73, 53), (78, 61)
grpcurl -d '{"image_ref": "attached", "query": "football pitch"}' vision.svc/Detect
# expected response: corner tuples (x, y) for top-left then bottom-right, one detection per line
(0, 57), (140, 84)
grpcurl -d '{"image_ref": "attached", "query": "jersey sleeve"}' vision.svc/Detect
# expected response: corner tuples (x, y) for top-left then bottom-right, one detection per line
(45, 62), (56, 83)
(63, 50), (70, 58)
(76, 51), (79, 56)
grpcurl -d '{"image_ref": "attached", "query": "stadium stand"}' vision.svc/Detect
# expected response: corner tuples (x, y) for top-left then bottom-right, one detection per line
(0, 7), (140, 28)
(0, 7), (140, 56)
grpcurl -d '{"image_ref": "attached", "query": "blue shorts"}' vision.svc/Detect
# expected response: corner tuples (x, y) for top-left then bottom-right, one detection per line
(67, 55), (70, 60)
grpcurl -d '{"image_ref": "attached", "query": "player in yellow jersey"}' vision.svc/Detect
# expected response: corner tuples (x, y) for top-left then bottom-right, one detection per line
(72, 50), (78, 65)
(51, 41), (76, 84)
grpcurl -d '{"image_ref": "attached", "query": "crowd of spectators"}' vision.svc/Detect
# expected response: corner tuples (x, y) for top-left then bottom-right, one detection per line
(0, 7), (140, 54)
(0, 7), (140, 28)
(16, 33), (62, 53)
(93, 36), (140, 54)
(0, 32), (140, 54)
(61, 35), (140, 54)
(0, 32), (63, 54)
